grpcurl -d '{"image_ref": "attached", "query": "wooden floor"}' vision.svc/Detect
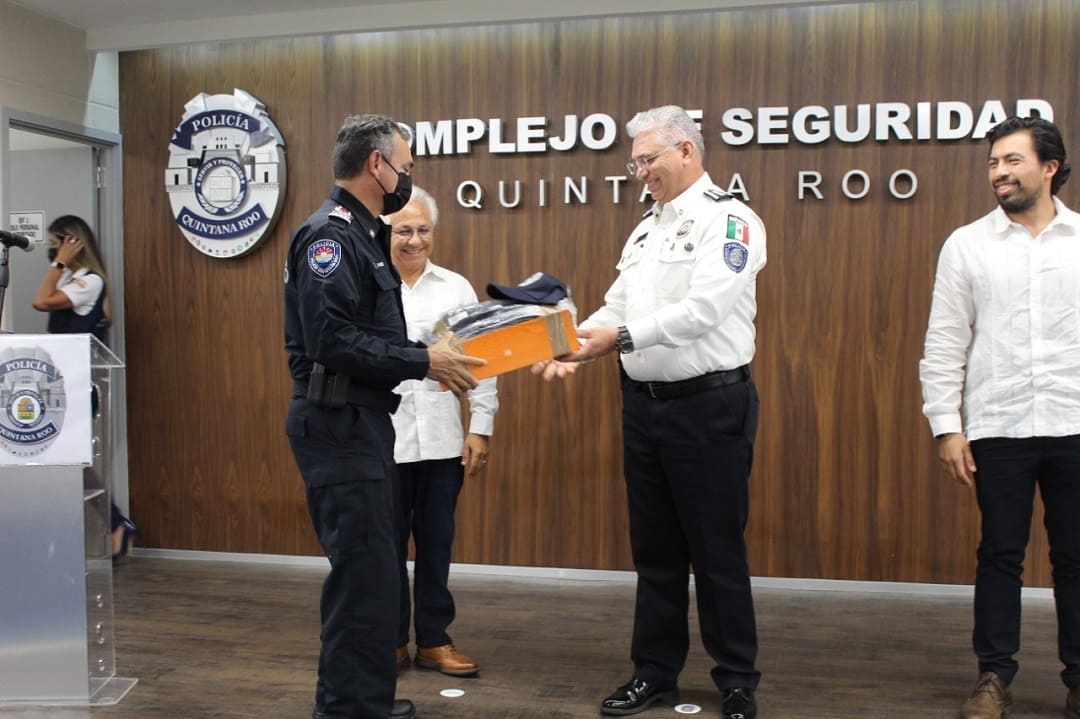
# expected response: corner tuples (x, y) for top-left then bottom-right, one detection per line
(0, 557), (1070, 718)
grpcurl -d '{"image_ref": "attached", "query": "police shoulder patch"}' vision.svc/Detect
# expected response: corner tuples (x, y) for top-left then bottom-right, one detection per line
(308, 239), (342, 278)
(723, 242), (749, 273)
(704, 187), (731, 202)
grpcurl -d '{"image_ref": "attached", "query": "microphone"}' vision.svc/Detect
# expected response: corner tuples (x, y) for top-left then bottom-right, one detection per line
(0, 230), (32, 251)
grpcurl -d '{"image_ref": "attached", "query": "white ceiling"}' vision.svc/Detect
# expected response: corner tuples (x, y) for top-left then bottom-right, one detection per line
(10, 0), (384, 28)
(9, 0), (851, 51)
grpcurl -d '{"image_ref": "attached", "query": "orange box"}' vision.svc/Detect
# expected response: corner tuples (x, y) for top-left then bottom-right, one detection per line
(446, 307), (578, 381)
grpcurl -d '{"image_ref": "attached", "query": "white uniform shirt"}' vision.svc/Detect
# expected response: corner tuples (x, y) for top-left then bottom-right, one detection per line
(920, 197), (1080, 441)
(392, 261), (498, 463)
(58, 267), (104, 314)
(581, 172), (767, 381)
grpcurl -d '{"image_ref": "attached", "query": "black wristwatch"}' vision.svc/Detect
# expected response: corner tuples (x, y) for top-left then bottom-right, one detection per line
(615, 325), (635, 354)
(51, 261), (65, 270)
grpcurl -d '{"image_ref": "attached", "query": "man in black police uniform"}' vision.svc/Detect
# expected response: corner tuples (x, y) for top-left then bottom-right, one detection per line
(536, 105), (767, 719)
(285, 114), (483, 719)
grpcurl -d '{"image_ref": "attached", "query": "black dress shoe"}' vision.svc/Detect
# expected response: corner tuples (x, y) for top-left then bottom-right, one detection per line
(390, 699), (415, 719)
(600, 677), (678, 715)
(722, 687), (756, 719)
(312, 699), (415, 719)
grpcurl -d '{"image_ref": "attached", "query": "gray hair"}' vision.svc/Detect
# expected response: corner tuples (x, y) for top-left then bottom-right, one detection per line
(408, 186), (439, 226)
(332, 114), (410, 180)
(626, 105), (705, 161)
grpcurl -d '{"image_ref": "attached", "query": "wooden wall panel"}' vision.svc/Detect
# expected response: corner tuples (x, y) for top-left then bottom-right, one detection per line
(120, 0), (1080, 583)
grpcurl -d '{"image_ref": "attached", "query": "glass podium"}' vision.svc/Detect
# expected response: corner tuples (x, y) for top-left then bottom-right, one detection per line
(0, 334), (136, 706)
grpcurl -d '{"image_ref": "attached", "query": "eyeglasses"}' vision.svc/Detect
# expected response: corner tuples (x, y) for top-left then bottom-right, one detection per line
(392, 226), (433, 239)
(626, 142), (683, 175)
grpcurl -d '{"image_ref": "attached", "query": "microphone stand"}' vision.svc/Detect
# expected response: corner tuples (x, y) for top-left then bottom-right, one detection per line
(0, 245), (9, 328)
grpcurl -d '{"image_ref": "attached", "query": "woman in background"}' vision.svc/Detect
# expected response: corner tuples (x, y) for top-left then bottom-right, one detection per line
(32, 214), (138, 561)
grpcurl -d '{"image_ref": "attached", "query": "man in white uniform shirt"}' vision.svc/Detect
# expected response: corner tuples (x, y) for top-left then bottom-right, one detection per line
(537, 105), (766, 719)
(386, 187), (498, 678)
(920, 116), (1080, 719)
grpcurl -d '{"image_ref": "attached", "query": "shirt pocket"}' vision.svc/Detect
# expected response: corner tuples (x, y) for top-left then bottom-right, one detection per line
(616, 242), (646, 272)
(372, 263), (400, 292)
(370, 263), (404, 327)
(418, 389), (461, 445)
(655, 238), (698, 298)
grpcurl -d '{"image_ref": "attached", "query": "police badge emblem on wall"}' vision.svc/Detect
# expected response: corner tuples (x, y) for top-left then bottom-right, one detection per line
(166, 89), (287, 258)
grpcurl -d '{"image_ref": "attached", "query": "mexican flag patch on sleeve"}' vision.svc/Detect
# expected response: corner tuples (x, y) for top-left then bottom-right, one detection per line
(726, 215), (749, 244)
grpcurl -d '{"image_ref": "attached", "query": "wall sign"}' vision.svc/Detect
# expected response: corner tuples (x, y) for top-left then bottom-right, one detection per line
(8, 211), (46, 249)
(407, 98), (1053, 209)
(165, 89), (286, 258)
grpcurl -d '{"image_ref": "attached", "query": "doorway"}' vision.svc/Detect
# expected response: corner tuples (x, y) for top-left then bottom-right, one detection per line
(0, 108), (129, 514)
(6, 129), (99, 334)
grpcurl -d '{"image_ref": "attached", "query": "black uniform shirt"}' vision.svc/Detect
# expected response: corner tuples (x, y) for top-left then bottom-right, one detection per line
(284, 185), (429, 390)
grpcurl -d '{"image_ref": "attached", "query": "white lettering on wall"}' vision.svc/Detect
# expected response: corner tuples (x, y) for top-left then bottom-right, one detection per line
(499, 180), (522, 208)
(727, 173), (750, 202)
(792, 106), (830, 144)
(937, 102), (973, 141)
(842, 170), (871, 200)
(798, 171), (824, 200)
(416, 99), (1052, 157)
(721, 107), (754, 146)
(606, 176), (628, 204)
(457, 180), (483, 209)
(565, 177), (587, 204)
(889, 169), (918, 199)
(456, 118), (486, 154)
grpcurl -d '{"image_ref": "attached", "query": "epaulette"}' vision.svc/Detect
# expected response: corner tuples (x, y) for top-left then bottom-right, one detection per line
(641, 208), (655, 220)
(703, 187), (732, 202)
(328, 205), (352, 224)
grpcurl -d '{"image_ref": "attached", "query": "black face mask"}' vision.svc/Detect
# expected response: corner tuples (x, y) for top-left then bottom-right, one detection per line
(47, 247), (58, 262)
(375, 159), (412, 215)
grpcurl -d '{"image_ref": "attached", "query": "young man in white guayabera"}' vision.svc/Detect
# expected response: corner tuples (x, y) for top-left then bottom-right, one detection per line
(537, 105), (766, 719)
(920, 116), (1080, 719)
(385, 187), (498, 679)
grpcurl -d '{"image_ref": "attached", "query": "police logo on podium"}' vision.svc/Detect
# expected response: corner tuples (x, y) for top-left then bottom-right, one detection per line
(0, 348), (66, 458)
(166, 89), (287, 258)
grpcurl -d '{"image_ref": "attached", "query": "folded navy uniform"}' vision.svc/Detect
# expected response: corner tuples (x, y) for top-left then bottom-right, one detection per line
(439, 300), (544, 340)
(423, 272), (574, 343)
(486, 272), (569, 306)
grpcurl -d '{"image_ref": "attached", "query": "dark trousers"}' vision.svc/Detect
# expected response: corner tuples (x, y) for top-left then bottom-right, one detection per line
(970, 435), (1080, 688)
(395, 458), (465, 648)
(621, 376), (761, 692)
(286, 399), (399, 719)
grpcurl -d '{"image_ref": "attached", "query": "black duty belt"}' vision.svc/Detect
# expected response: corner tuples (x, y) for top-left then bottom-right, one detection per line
(291, 380), (401, 414)
(623, 365), (750, 400)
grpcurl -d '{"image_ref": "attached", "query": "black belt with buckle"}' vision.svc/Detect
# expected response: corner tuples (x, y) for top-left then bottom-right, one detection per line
(623, 365), (750, 400)
(291, 380), (401, 414)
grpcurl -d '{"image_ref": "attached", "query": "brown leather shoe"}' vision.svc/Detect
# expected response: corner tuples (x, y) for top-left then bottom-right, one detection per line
(1066, 685), (1080, 719)
(960, 672), (1012, 719)
(414, 644), (478, 677)
(396, 645), (410, 672)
